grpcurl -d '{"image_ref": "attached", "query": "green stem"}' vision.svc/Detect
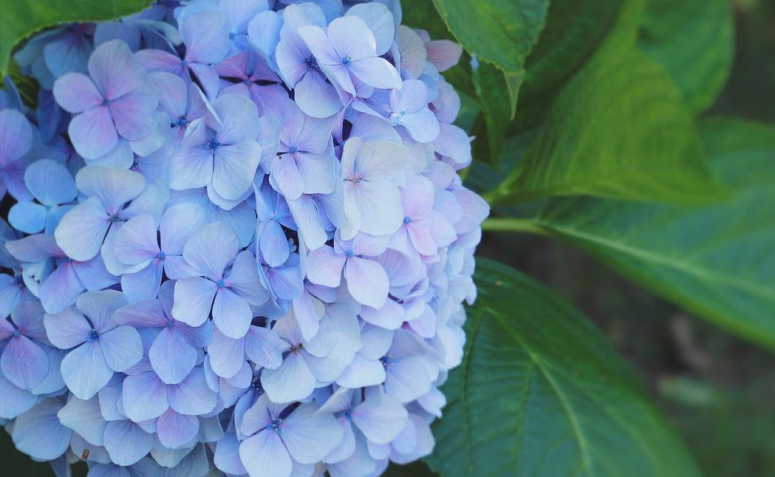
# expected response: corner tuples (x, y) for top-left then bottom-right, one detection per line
(482, 217), (546, 235)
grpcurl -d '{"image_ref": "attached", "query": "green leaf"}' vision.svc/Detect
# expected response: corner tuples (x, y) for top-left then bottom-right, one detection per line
(638, 0), (734, 113)
(429, 0), (549, 75)
(533, 118), (775, 350)
(0, 0), (153, 75)
(401, 0), (455, 42)
(512, 0), (644, 133)
(427, 258), (701, 477)
(519, 0), (625, 108)
(471, 62), (524, 166)
(490, 47), (728, 205)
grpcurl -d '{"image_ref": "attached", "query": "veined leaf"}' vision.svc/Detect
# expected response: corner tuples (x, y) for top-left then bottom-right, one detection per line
(0, 0), (153, 75)
(513, 0), (643, 133)
(639, 0), (734, 113)
(534, 118), (775, 350)
(492, 47), (728, 205)
(519, 0), (625, 109)
(427, 259), (701, 477)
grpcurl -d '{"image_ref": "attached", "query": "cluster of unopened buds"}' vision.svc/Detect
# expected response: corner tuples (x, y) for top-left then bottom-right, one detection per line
(0, 0), (488, 476)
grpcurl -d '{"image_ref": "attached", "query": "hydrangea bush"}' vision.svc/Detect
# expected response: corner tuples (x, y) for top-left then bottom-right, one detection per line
(0, 1), (489, 476)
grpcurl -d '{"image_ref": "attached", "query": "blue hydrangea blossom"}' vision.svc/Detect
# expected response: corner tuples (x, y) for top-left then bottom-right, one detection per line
(0, 1), (489, 476)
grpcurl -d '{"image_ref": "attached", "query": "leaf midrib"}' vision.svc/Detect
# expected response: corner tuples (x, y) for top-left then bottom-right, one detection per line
(536, 219), (775, 301)
(488, 305), (669, 477)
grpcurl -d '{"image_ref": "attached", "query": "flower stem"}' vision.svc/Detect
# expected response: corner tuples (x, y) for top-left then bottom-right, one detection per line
(481, 218), (546, 235)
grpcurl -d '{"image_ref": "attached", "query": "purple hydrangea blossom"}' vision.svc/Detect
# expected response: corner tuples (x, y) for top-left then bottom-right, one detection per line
(112, 281), (212, 384)
(113, 203), (206, 300)
(136, 10), (230, 97)
(269, 99), (338, 201)
(215, 50), (288, 117)
(340, 137), (408, 239)
(120, 365), (217, 422)
(172, 222), (269, 338)
(54, 166), (146, 262)
(6, 234), (117, 314)
(0, 302), (50, 390)
(307, 232), (390, 309)
(53, 40), (159, 159)
(9, 159), (76, 234)
(274, 3), (343, 118)
(2, 1), (489, 475)
(298, 16), (403, 96)
(44, 291), (142, 399)
(170, 94), (262, 201)
(239, 395), (342, 477)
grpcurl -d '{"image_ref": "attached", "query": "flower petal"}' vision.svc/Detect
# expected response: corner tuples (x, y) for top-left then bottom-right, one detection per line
(212, 287), (252, 339)
(8, 201), (47, 234)
(171, 277), (217, 327)
(306, 245), (346, 288)
(24, 159), (77, 206)
(207, 329), (245, 379)
(12, 399), (71, 460)
(87, 40), (145, 100)
(61, 341), (114, 400)
(75, 165), (146, 212)
(351, 395), (408, 444)
(69, 105), (118, 159)
(100, 325), (143, 373)
(239, 429), (292, 477)
(182, 222), (238, 280)
(57, 396), (107, 446)
(281, 403), (343, 464)
(226, 250), (268, 305)
(151, 327), (198, 385)
(349, 56), (402, 90)
(44, 307), (90, 349)
(52, 73), (102, 113)
(1, 335), (49, 390)
(122, 371), (168, 422)
(261, 351), (315, 404)
(103, 419), (154, 466)
(244, 325), (285, 370)
(344, 256), (388, 308)
(114, 214), (159, 265)
(160, 203), (206, 255)
(168, 367), (217, 416)
(157, 409), (200, 450)
(54, 197), (110, 262)
(112, 299), (166, 328)
(0, 373), (36, 419)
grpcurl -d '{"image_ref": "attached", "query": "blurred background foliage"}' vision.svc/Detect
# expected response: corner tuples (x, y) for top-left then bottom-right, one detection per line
(2, 0), (775, 476)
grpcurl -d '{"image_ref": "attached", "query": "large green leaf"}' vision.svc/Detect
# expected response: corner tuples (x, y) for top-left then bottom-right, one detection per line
(519, 0), (624, 111)
(0, 0), (153, 75)
(533, 118), (775, 349)
(512, 0), (643, 133)
(427, 258), (701, 477)
(488, 46), (727, 205)
(638, 0), (734, 113)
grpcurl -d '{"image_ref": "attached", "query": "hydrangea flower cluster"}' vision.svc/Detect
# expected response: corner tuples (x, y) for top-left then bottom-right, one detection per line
(0, 1), (488, 476)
